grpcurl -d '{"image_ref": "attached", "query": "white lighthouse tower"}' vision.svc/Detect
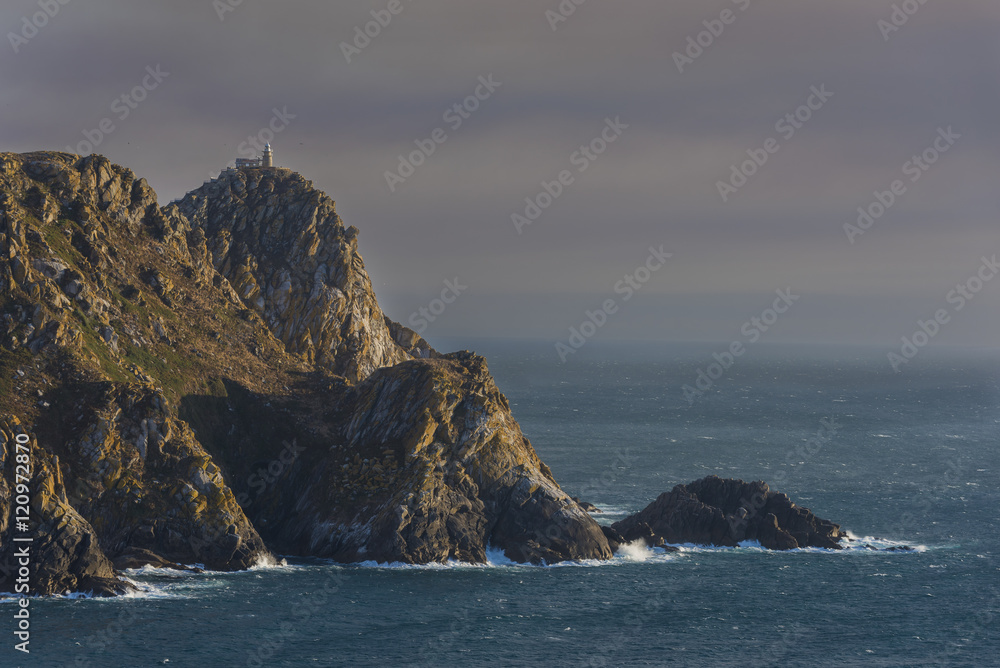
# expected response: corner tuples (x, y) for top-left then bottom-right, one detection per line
(262, 143), (273, 168)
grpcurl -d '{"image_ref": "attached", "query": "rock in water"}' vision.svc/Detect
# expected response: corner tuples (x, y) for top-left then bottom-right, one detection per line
(612, 476), (846, 550)
(111, 548), (204, 573)
(571, 497), (602, 513)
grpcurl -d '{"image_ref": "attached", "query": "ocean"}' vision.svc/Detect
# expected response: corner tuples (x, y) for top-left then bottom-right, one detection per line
(6, 342), (999, 667)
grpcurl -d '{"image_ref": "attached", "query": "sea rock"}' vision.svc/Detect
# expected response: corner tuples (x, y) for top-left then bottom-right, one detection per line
(612, 475), (846, 550)
(31, 258), (68, 281)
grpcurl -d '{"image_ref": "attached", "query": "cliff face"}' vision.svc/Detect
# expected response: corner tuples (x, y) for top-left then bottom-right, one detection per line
(0, 152), (277, 594)
(175, 168), (432, 382)
(0, 419), (128, 596)
(60, 383), (269, 570)
(205, 353), (611, 565)
(0, 152), (610, 594)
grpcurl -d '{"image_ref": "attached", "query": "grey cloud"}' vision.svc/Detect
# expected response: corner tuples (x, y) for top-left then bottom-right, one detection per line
(3, 0), (998, 346)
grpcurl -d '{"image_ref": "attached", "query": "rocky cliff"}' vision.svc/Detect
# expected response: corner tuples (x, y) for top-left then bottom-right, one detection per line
(192, 353), (611, 565)
(0, 151), (611, 595)
(175, 168), (432, 382)
(0, 418), (129, 596)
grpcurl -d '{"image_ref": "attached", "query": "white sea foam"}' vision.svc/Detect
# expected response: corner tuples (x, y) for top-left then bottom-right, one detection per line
(839, 534), (927, 553)
(485, 545), (518, 566)
(110, 557), (309, 601)
(0, 533), (933, 604)
(586, 504), (632, 518)
(123, 565), (208, 576)
(248, 554), (291, 570)
(119, 534), (929, 577)
(656, 533), (927, 556)
(349, 542), (683, 571)
(617, 539), (655, 562)
(0, 575), (197, 602)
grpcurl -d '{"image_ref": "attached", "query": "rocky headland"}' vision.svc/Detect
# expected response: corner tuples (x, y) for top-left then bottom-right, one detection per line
(0, 152), (845, 596)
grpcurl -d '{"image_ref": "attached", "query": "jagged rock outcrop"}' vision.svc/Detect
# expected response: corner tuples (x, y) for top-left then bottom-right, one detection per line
(176, 168), (431, 382)
(0, 151), (612, 594)
(612, 476), (846, 550)
(62, 383), (269, 570)
(236, 353), (612, 565)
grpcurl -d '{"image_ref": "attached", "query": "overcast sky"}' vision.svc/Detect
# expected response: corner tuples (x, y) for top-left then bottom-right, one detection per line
(3, 0), (999, 352)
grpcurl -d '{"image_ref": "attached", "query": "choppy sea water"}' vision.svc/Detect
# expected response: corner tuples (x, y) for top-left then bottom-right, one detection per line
(4, 342), (999, 667)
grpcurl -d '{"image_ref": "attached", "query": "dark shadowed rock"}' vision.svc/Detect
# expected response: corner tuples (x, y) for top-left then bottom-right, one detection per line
(612, 475), (846, 550)
(111, 548), (204, 573)
(618, 521), (667, 548)
(571, 497), (601, 513)
(600, 525), (624, 553)
(61, 384), (271, 572)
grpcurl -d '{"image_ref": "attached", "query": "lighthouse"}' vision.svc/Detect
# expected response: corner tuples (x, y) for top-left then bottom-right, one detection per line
(262, 143), (273, 168)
